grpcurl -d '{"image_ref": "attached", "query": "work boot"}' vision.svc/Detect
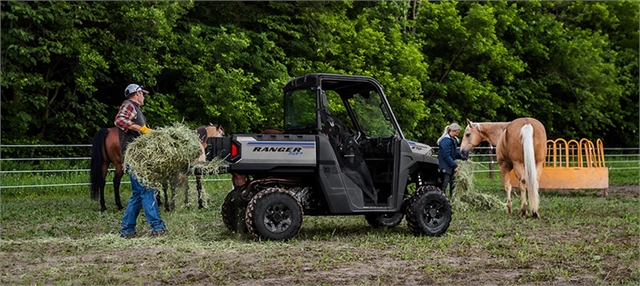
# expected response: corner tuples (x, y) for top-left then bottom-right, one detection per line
(120, 232), (137, 239)
(150, 230), (167, 237)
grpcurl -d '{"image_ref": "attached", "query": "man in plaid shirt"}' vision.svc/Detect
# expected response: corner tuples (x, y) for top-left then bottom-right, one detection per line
(116, 83), (167, 239)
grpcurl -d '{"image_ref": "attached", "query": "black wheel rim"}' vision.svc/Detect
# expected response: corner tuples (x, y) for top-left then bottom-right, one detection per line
(422, 199), (445, 228)
(263, 203), (293, 233)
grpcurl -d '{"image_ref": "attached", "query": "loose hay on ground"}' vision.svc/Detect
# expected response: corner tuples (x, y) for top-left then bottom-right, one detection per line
(451, 159), (505, 212)
(124, 122), (224, 189)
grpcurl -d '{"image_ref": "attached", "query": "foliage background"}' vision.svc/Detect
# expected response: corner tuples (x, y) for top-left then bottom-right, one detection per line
(2, 0), (638, 151)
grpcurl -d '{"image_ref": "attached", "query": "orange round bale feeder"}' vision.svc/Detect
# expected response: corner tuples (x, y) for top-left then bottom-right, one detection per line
(510, 138), (608, 193)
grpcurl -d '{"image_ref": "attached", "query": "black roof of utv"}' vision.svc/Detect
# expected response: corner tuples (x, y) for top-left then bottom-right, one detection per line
(283, 73), (384, 96)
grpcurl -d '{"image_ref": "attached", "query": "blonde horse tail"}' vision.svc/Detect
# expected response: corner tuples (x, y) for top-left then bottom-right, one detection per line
(520, 124), (539, 213)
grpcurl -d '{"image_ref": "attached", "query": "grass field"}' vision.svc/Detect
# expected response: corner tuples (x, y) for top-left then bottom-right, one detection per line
(1, 164), (638, 285)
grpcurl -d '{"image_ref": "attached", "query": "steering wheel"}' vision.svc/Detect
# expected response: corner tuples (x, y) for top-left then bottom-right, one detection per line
(352, 130), (362, 144)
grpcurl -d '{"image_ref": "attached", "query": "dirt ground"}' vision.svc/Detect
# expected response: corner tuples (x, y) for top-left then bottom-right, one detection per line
(556, 184), (639, 199)
(2, 184), (638, 285)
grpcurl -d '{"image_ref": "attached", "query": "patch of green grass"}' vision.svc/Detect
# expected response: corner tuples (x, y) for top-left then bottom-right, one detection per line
(1, 162), (638, 285)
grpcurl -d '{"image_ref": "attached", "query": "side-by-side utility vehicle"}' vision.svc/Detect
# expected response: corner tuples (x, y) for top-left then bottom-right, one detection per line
(207, 73), (451, 241)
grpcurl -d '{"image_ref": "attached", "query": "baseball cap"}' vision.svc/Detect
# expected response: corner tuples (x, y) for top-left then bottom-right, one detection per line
(124, 84), (149, 98)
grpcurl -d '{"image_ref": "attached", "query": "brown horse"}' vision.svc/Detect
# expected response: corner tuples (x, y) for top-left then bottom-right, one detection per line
(89, 124), (224, 211)
(459, 118), (546, 218)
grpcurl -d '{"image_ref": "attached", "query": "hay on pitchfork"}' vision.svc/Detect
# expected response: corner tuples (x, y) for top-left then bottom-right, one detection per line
(451, 159), (505, 212)
(124, 122), (225, 190)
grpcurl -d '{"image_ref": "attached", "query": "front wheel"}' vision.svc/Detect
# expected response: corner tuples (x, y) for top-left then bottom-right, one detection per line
(365, 213), (404, 228)
(406, 185), (451, 236)
(245, 188), (303, 241)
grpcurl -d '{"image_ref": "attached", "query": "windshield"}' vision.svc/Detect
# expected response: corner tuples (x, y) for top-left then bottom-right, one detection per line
(347, 91), (395, 137)
(284, 81), (397, 137)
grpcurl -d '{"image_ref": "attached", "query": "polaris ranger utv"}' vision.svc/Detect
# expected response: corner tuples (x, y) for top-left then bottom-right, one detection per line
(207, 73), (451, 241)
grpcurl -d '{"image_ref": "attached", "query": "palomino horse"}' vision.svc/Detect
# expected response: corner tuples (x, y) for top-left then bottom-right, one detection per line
(89, 124), (225, 211)
(459, 118), (546, 218)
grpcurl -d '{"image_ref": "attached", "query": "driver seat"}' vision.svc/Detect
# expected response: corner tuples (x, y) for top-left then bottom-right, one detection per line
(320, 109), (378, 204)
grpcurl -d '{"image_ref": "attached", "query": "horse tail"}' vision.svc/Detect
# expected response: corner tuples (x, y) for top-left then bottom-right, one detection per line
(90, 128), (108, 201)
(520, 124), (539, 213)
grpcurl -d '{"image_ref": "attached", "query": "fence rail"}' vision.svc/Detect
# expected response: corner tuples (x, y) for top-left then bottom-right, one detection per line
(1, 144), (638, 190)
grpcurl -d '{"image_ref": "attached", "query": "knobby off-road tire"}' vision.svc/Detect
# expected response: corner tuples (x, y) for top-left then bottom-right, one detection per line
(245, 188), (304, 241)
(406, 185), (451, 236)
(221, 186), (249, 233)
(365, 213), (404, 228)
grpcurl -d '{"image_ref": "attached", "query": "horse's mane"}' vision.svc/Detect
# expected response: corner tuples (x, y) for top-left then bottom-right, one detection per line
(469, 122), (510, 132)
(466, 122), (483, 132)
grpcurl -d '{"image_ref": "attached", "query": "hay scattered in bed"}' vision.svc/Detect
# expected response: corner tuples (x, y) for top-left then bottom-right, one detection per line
(451, 159), (505, 212)
(124, 122), (224, 189)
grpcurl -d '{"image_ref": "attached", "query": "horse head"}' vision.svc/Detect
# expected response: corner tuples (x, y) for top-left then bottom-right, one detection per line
(195, 123), (225, 144)
(193, 123), (225, 164)
(205, 123), (225, 138)
(460, 118), (484, 159)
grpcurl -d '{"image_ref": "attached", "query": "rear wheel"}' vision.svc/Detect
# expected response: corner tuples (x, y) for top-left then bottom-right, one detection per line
(221, 186), (248, 233)
(365, 213), (404, 228)
(245, 188), (303, 241)
(406, 185), (451, 236)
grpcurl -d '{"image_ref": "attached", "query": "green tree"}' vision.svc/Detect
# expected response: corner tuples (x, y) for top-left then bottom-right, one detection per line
(415, 1), (525, 143)
(2, 1), (110, 144)
(1, 0), (637, 154)
(500, 1), (631, 146)
(1, 1), (191, 145)
(263, 1), (431, 140)
(414, 0), (636, 147)
(550, 0), (638, 147)
(161, 1), (292, 133)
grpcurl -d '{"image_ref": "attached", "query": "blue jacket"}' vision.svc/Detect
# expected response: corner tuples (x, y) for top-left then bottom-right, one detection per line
(438, 136), (466, 175)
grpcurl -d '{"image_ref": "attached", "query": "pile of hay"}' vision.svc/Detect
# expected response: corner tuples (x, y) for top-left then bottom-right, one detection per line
(124, 122), (225, 189)
(451, 159), (505, 212)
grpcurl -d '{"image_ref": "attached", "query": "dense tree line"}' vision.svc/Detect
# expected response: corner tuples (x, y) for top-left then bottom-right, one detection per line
(2, 1), (638, 153)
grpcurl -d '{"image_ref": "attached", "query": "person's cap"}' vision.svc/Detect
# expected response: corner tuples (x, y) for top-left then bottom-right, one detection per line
(124, 84), (149, 98)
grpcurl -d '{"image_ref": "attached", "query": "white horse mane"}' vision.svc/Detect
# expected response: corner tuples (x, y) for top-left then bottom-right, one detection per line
(465, 122), (484, 132)
(469, 122), (510, 132)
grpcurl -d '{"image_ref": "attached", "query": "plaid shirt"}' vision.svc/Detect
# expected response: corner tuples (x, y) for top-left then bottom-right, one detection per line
(114, 100), (139, 130)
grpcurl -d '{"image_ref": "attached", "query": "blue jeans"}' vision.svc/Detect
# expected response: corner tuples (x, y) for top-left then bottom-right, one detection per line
(120, 173), (166, 235)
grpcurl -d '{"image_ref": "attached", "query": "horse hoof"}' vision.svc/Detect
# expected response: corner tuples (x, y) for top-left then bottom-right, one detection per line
(519, 209), (527, 217)
(533, 212), (541, 219)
